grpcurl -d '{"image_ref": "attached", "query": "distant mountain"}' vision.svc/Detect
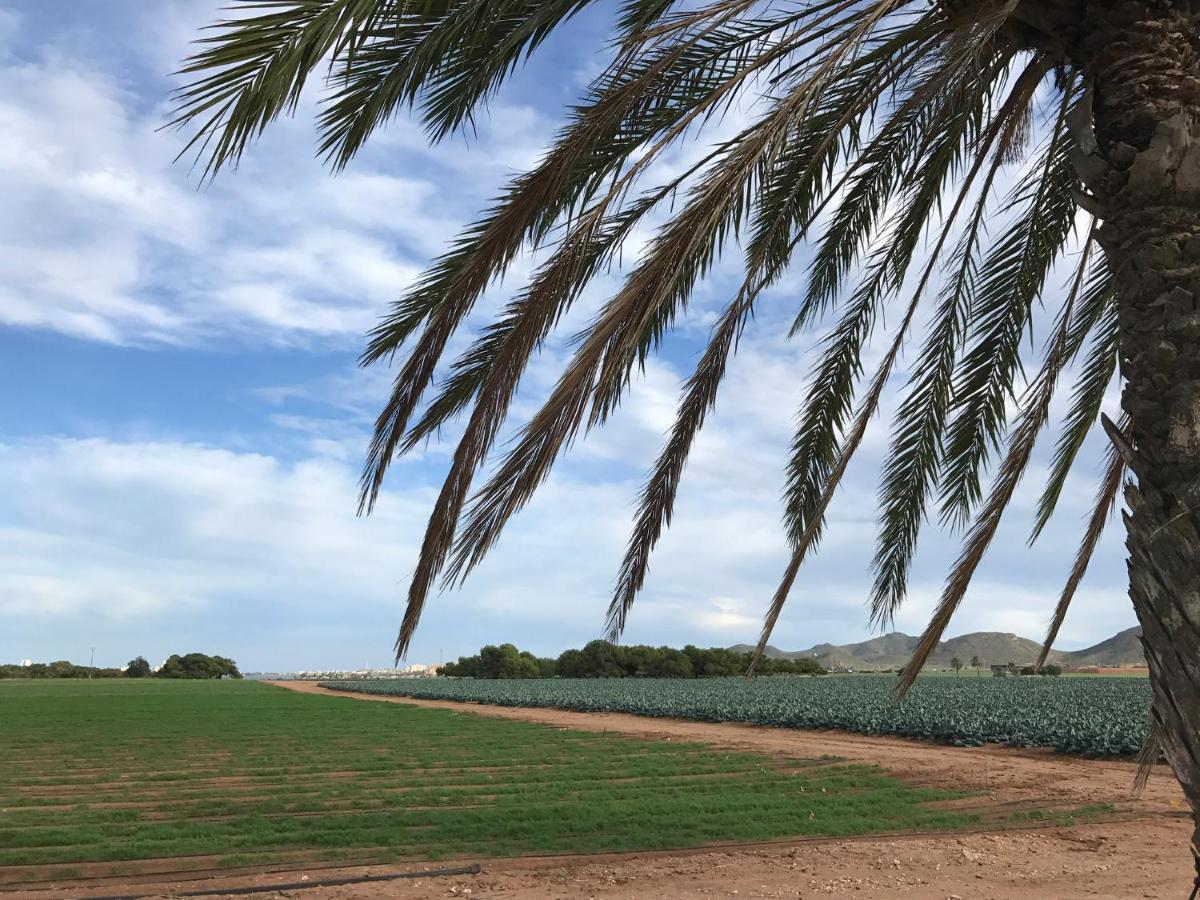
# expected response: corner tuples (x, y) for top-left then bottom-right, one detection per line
(732, 627), (1144, 670)
(1057, 627), (1145, 667)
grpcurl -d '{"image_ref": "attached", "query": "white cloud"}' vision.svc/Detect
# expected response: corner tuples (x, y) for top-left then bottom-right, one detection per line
(0, 316), (1136, 668)
(0, 3), (554, 348)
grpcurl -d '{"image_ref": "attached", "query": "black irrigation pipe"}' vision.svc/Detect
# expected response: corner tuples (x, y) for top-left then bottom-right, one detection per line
(77, 863), (482, 900)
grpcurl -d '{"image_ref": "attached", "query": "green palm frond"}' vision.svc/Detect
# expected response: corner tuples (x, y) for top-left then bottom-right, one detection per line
(870, 56), (1048, 625)
(177, 0), (1118, 672)
(897, 213), (1091, 695)
(1029, 258), (1117, 540)
(1036, 418), (1127, 668)
(170, 0), (396, 179)
(936, 81), (1081, 530)
(358, 6), (843, 512)
(783, 44), (1012, 552)
(606, 16), (942, 640)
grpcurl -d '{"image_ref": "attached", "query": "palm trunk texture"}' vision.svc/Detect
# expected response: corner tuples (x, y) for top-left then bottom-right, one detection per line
(1080, 0), (1200, 866)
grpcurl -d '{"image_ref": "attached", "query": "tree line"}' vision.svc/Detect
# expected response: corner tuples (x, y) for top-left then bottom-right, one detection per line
(0, 653), (242, 680)
(440, 641), (826, 679)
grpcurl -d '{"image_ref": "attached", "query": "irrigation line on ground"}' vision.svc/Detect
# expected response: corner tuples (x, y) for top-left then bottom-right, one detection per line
(76, 863), (482, 900)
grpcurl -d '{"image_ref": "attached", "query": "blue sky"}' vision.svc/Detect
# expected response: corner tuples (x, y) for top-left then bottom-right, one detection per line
(1, 1), (1136, 672)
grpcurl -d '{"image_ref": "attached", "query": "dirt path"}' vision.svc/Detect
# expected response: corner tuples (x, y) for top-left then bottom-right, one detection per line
(15, 681), (1192, 900)
(12, 822), (1188, 900)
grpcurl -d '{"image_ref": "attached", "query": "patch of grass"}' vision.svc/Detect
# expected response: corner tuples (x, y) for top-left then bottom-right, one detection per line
(0, 680), (981, 883)
(1004, 802), (1116, 827)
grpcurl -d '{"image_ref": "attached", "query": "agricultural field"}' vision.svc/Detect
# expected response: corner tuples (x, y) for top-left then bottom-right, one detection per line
(0, 680), (988, 889)
(324, 674), (1151, 757)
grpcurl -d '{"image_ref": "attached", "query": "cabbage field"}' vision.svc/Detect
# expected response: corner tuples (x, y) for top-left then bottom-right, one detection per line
(322, 675), (1150, 757)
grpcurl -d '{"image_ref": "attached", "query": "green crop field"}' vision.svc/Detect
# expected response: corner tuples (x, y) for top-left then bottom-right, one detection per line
(324, 675), (1151, 757)
(0, 680), (990, 888)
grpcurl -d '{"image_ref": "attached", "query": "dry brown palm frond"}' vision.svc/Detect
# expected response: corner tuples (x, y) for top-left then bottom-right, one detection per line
(1134, 713), (1164, 797)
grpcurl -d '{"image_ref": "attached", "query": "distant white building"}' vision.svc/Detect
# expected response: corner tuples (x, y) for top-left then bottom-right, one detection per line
(292, 662), (445, 680)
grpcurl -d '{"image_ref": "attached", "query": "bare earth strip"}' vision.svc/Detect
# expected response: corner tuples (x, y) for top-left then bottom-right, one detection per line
(14, 681), (1192, 900)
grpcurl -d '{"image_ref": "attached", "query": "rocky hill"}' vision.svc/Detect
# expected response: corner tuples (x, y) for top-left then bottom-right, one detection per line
(1057, 627), (1145, 667)
(731, 627), (1144, 670)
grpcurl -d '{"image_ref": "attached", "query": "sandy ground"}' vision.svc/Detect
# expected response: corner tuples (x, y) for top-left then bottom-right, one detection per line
(13, 681), (1195, 900)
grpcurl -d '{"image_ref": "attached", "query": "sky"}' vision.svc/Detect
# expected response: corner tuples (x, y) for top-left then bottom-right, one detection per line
(1, 1), (1136, 673)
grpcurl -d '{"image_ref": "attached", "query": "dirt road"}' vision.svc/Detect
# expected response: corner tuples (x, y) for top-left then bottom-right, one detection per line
(18, 681), (1192, 900)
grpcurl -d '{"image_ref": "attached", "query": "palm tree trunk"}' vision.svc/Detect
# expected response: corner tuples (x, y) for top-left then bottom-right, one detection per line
(1083, 0), (1200, 866)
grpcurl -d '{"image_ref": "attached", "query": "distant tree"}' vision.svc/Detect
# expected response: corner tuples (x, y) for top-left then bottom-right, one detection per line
(1020, 665), (1037, 676)
(654, 650), (695, 678)
(553, 649), (586, 679)
(441, 642), (822, 679)
(47, 660), (81, 679)
(791, 657), (827, 676)
(576, 640), (624, 678)
(1041, 664), (1063, 677)
(970, 655), (983, 676)
(951, 657), (963, 676)
(125, 657), (152, 678)
(157, 653), (242, 680)
(445, 644), (543, 678)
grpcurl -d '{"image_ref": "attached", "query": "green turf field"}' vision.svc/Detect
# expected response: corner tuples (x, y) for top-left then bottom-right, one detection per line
(0, 680), (985, 885)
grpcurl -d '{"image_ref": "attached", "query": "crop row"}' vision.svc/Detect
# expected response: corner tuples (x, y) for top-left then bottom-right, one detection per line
(321, 675), (1150, 757)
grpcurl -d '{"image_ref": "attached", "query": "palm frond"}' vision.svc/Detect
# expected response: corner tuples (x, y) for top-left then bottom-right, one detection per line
(897, 204), (1087, 696)
(441, 85), (814, 601)
(783, 41), (1012, 549)
(439, 10), (917, 605)
(604, 17), (941, 639)
(170, 0), (397, 178)
(936, 81), (1081, 529)
(868, 58), (1047, 623)
(322, 0), (598, 151)
(1030, 261), (1117, 541)
(1134, 713), (1164, 797)
(752, 237), (932, 673)
(1036, 415), (1127, 668)
(755, 54), (1043, 666)
(175, 0), (1124, 675)
(358, 9), (810, 512)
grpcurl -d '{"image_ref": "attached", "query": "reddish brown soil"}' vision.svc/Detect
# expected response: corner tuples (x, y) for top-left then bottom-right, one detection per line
(16, 823), (1185, 900)
(6, 680), (1192, 900)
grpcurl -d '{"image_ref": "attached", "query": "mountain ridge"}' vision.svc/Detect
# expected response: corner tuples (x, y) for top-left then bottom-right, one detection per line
(729, 626), (1144, 670)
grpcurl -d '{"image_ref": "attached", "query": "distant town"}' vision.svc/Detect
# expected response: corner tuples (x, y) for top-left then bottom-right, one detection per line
(247, 663), (443, 681)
